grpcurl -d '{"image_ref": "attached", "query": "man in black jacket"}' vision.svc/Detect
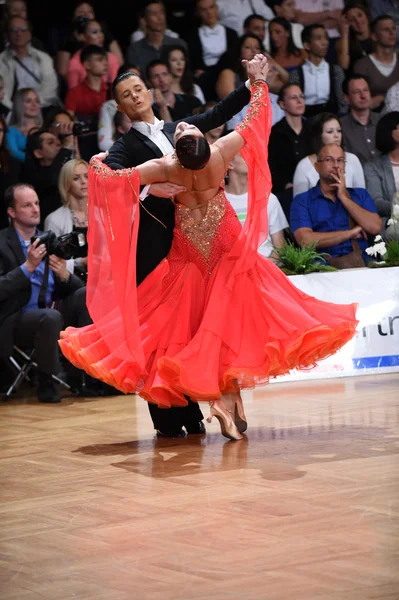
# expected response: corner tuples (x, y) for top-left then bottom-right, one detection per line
(104, 69), (251, 437)
(0, 184), (89, 403)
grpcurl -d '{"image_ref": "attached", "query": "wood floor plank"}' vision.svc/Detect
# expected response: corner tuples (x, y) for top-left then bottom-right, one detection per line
(1, 373), (399, 599)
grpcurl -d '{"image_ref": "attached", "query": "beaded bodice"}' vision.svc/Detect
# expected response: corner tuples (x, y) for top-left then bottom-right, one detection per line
(164, 190), (241, 284)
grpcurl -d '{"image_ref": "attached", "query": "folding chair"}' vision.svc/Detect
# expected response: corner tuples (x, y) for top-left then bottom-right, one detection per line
(2, 346), (71, 402)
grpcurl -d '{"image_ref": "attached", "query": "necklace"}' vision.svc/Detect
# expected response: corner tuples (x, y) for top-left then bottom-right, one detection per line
(172, 150), (185, 168)
(70, 206), (88, 227)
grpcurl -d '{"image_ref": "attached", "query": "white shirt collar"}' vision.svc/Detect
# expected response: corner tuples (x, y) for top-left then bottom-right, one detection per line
(199, 23), (224, 36)
(304, 58), (328, 73)
(131, 116), (165, 136)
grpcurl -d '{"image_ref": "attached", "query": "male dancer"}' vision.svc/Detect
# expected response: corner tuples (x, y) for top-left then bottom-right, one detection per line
(105, 72), (252, 437)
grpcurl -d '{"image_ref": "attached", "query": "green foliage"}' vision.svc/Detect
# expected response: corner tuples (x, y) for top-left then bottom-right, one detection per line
(386, 239), (399, 262)
(275, 241), (337, 275)
(368, 239), (399, 268)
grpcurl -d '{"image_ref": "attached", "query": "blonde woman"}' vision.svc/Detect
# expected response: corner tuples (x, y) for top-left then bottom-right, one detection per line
(44, 159), (89, 277)
(6, 88), (42, 162)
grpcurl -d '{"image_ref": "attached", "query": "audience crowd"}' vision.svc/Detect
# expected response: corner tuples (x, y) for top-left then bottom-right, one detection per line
(0, 0), (398, 402)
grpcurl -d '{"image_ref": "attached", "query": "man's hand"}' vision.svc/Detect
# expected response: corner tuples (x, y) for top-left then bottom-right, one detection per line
(49, 256), (70, 282)
(149, 182), (187, 198)
(243, 54), (270, 85)
(331, 166), (349, 201)
(92, 150), (109, 162)
(348, 226), (368, 240)
(24, 239), (46, 273)
(153, 88), (167, 108)
(52, 121), (76, 149)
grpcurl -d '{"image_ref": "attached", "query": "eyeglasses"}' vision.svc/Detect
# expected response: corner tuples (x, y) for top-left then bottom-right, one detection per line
(9, 26), (29, 33)
(317, 157), (346, 165)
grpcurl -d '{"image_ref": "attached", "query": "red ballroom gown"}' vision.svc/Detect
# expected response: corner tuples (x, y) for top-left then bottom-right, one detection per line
(59, 81), (358, 407)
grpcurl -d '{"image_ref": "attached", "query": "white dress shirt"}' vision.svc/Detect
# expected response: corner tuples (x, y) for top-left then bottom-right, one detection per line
(199, 23), (228, 67)
(293, 153), (366, 198)
(217, 0), (274, 35)
(131, 117), (174, 155)
(225, 191), (288, 257)
(131, 117), (174, 200)
(302, 59), (330, 106)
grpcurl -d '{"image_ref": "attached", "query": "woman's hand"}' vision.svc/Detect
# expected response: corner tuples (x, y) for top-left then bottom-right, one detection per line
(92, 151), (109, 162)
(242, 54), (270, 84)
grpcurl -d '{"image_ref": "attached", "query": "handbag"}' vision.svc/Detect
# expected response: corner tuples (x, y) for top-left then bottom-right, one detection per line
(327, 217), (365, 270)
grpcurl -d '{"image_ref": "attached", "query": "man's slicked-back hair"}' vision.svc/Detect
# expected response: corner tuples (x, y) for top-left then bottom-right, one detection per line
(112, 71), (146, 102)
(176, 134), (211, 170)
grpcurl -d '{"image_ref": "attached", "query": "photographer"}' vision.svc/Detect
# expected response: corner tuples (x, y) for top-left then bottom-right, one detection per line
(0, 184), (90, 403)
(22, 128), (78, 226)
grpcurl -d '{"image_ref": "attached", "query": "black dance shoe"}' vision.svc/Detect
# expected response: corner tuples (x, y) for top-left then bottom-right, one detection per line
(156, 428), (186, 438)
(184, 421), (206, 434)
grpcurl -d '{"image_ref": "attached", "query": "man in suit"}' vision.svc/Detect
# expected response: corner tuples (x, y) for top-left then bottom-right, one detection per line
(0, 184), (89, 402)
(184, 0), (238, 100)
(104, 68), (252, 437)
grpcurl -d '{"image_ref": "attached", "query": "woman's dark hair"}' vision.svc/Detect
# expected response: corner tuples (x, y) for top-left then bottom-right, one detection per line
(225, 34), (264, 81)
(0, 114), (10, 173)
(43, 107), (74, 129)
(375, 112), (399, 154)
(269, 17), (301, 57)
(176, 134), (211, 170)
(342, 4), (372, 59)
(310, 112), (342, 154)
(161, 45), (195, 97)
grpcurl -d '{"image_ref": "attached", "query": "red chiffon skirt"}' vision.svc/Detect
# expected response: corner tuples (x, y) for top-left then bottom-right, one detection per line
(60, 192), (358, 407)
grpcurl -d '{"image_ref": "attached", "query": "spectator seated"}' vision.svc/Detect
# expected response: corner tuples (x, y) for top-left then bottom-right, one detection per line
(290, 143), (382, 268)
(289, 24), (346, 118)
(147, 60), (202, 122)
(0, 184), (90, 402)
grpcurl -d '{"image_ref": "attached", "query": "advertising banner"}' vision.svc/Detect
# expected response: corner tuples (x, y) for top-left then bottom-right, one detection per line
(272, 267), (399, 383)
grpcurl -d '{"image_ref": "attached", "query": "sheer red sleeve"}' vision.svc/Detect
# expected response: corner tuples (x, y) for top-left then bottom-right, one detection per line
(227, 80), (272, 287)
(86, 158), (146, 374)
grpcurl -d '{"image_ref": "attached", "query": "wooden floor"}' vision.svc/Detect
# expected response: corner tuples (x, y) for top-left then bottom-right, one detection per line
(1, 373), (399, 600)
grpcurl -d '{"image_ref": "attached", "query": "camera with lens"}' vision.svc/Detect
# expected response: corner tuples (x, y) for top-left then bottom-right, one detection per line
(31, 230), (87, 260)
(72, 121), (91, 136)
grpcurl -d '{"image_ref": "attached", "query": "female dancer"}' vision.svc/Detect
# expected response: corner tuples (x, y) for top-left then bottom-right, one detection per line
(60, 55), (358, 441)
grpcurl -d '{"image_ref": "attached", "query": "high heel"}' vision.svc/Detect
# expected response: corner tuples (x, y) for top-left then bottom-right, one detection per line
(206, 399), (243, 441)
(234, 394), (248, 434)
(219, 393), (248, 434)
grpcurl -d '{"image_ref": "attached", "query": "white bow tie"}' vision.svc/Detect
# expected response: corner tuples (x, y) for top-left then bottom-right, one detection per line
(148, 120), (164, 134)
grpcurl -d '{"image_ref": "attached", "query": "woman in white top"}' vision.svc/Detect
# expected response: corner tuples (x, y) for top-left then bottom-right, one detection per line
(45, 159), (89, 277)
(161, 46), (206, 104)
(293, 112), (365, 198)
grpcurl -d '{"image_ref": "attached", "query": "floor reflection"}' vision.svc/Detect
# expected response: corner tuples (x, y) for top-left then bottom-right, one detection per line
(74, 421), (399, 481)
